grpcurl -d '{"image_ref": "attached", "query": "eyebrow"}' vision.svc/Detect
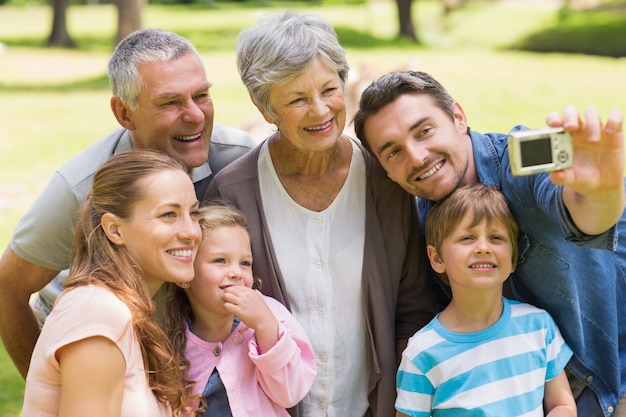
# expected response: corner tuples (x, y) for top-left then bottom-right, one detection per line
(284, 78), (339, 97)
(375, 116), (429, 157)
(155, 83), (211, 101)
(160, 200), (200, 210)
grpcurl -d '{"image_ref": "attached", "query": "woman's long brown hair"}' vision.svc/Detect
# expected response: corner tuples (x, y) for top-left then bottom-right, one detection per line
(65, 149), (196, 415)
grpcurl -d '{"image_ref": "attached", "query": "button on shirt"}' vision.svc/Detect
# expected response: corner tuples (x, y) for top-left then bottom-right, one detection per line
(259, 140), (369, 417)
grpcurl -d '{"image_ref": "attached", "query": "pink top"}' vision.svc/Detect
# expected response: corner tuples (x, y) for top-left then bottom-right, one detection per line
(22, 285), (171, 417)
(185, 291), (316, 417)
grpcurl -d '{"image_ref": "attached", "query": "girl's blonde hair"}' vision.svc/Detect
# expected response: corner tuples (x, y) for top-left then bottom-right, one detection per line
(163, 200), (255, 414)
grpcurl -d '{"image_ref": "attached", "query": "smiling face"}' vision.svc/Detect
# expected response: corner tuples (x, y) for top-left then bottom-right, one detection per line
(363, 93), (476, 202)
(262, 56), (346, 152)
(111, 169), (202, 295)
(118, 52), (214, 171)
(188, 225), (254, 317)
(428, 215), (515, 293)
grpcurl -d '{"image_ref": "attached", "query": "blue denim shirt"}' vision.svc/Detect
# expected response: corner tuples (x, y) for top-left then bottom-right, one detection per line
(418, 128), (626, 417)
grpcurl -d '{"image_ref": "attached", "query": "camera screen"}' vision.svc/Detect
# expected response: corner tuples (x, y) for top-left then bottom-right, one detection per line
(520, 137), (552, 167)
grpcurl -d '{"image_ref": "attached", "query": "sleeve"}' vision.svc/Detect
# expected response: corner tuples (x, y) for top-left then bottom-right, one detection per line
(10, 172), (82, 271)
(544, 312), (574, 381)
(247, 293), (316, 408)
(395, 349), (434, 417)
(504, 126), (618, 250)
(530, 173), (617, 249)
(42, 286), (133, 366)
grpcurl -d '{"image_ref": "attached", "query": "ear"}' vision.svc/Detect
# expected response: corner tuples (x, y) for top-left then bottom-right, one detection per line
(110, 96), (137, 131)
(427, 245), (446, 274)
(101, 212), (125, 246)
(452, 101), (468, 134)
(250, 92), (275, 125)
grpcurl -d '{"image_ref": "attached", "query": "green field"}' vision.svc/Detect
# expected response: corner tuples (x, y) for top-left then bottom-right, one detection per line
(1, 0), (625, 414)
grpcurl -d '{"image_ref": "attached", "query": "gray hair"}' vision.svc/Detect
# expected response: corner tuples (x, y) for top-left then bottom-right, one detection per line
(236, 11), (350, 119)
(353, 71), (457, 153)
(107, 28), (203, 110)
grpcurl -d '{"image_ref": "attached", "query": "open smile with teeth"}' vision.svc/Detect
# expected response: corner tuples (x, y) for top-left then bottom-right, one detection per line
(418, 161), (444, 180)
(304, 120), (332, 132)
(470, 263), (496, 269)
(174, 133), (201, 142)
(168, 249), (193, 258)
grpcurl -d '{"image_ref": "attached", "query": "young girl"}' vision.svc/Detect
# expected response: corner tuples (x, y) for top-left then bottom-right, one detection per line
(165, 202), (316, 417)
(396, 183), (576, 417)
(22, 150), (202, 416)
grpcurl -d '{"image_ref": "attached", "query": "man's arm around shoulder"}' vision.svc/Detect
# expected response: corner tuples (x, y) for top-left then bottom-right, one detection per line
(0, 247), (60, 378)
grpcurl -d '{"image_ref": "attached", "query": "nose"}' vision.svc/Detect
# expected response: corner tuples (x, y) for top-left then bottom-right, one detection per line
(406, 140), (427, 166)
(179, 214), (201, 243)
(181, 100), (205, 124)
(308, 95), (330, 118)
(226, 265), (243, 280)
(474, 237), (492, 254)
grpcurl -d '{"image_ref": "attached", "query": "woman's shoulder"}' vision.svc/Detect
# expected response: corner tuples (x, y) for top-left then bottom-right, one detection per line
(52, 284), (132, 329)
(57, 284), (124, 307)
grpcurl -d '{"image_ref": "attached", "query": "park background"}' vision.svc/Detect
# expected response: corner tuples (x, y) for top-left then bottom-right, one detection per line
(1, 0), (625, 414)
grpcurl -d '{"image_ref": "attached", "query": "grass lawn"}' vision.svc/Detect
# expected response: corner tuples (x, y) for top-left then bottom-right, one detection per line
(0, 0), (625, 414)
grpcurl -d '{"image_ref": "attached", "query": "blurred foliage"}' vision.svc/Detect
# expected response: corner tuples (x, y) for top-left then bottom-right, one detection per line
(1, 0), (364, 4)
(513, 4), (626, 57)
(1, 0), (625, 56)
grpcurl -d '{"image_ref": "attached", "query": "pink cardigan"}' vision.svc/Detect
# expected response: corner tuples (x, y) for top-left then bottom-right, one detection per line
(185, 291), (316, 416)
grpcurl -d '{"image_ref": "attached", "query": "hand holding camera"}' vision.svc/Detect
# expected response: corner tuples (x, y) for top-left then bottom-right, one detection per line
(508, 106), (624, 235)
(508, 127), (573, 177)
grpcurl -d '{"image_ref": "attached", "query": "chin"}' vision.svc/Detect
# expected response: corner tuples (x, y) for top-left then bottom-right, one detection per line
(183, 155), (210, 170)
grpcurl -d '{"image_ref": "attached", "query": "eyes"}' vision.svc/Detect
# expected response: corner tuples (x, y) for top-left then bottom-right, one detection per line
(158, 91), (211, 108)
(160, 208), (200, 220)
(383, 126), (433, 161)
(212, 257), (252, 268)
(460, 234), (506, 242)
(451, 229), (511, 245)
(287, 86), (341, 106)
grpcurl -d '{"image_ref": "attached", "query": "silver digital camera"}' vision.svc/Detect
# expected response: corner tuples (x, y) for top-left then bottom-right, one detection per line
(508, 127), (573, 177)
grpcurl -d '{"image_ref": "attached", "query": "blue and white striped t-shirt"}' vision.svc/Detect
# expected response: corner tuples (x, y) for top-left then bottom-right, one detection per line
(396, 297), (573, 417)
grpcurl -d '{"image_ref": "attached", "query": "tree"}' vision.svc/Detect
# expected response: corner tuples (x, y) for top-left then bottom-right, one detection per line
(395, 0), (418, 41)
(46, 0), (145, 48)
(47, 0), (76, 48)
(113, 0), (145, 45)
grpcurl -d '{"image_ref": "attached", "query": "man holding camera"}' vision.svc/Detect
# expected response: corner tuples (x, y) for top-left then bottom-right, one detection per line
(353, 70), (625, 417)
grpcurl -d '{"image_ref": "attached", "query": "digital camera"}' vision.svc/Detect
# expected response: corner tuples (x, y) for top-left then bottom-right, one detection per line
(508, 127), (573, 177)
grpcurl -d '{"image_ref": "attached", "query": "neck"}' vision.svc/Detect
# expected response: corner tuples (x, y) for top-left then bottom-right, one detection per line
(269, 133), (350, 178)
(190, 313), (235, 343)
(145, 280), (162, 299)
(461, 132), (480, 185)
(438, 290), (504, 333)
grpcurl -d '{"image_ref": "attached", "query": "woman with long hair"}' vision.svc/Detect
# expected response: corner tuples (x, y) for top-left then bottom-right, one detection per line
(22, 149), (202, 416)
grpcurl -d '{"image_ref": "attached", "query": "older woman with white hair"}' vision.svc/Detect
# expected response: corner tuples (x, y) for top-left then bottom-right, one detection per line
(205, 11), (437, 417)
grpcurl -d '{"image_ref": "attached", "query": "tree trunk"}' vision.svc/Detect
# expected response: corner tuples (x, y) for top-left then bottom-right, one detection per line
(47, 0), (76, 48)
(114, 0), (144, 46)
(395, 0), (418, 41)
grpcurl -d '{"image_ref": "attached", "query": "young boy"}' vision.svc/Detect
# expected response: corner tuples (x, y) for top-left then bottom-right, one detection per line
(395, 183), (576, 417)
